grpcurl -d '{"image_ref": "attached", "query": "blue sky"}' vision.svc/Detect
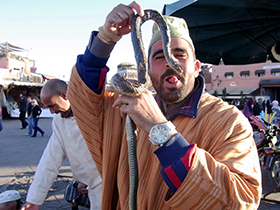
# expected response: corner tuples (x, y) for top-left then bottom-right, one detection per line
(0, 0), (175, 80)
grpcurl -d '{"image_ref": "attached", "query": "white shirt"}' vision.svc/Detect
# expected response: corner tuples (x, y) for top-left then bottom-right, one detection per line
(26, 114), (102, 209)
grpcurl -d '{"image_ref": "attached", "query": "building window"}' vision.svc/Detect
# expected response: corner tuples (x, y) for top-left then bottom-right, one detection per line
(127, 72), (135, 78)
(271, 68), (280, 76)
(255, 69), (265, 77)
(240, 70), (250, 78)
(224, 72), (233, 79)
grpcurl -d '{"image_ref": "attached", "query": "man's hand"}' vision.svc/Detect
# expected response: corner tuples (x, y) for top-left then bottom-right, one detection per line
(109, 86), (167, 133)
(77, 182), (88, 194)
(104, 1), (143, 36)
(20, 202), (39, 210)
(98, 1), (144, 44)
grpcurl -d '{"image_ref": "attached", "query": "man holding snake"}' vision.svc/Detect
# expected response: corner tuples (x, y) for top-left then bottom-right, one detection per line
(68, 1), (261, 209)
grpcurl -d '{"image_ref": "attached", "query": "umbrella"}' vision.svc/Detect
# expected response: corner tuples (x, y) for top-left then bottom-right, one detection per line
(0, 42), (27, 53)
(162, 0), (280, 65)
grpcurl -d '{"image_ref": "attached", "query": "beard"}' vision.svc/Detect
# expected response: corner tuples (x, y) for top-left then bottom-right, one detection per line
(150, 68), (195, 104)
(60, 107), (73, 118)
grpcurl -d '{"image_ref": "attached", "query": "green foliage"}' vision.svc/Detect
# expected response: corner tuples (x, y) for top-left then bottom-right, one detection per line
(222, 88), (227, 100)
(240, 91), (245, 109)
(213, 90), (218, 97)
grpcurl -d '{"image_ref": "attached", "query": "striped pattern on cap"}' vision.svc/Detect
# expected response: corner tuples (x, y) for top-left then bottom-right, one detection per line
(148, 16), (195, 51)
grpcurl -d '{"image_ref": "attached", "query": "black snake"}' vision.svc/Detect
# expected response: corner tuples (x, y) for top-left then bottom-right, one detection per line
(110, 9), (182, 210)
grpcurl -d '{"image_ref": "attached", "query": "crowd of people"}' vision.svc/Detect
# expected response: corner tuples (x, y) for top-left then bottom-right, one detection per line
(242, 97), (280, 127)
(15, 94), (44, 137)
(1, 1), (280, 209)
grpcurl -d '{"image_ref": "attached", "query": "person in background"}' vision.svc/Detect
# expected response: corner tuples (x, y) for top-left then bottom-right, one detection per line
(0, 107), (3, 132)
(266, 99), (273, 121)
(253, 97), (264, 116)
(0, 190), (24, 210)
(266, 100), (272, 114)
(271, 100), (280, 127)
(262, 100), (266, 112)
(0, 85), (6, 119)
(18, 93), (28, 129)
(21, 79), (102, 210)
(67, 1), (261, 209)
(26, 97), (33, 136)
(30, 99), (44, 137)
(242, 99), (253, 119)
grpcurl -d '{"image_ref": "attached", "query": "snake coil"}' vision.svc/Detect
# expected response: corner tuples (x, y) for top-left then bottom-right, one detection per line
(110, 9), (182, 210)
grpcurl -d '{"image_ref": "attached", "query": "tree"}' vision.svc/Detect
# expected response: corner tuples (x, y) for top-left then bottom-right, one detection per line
(222, 88), (227, 101)
(213, 90), (218, 97)
(240, 91), (245, 110)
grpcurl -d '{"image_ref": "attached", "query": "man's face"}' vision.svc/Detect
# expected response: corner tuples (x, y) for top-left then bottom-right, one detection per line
(148, 37), (200, 104)
(41, 93), (70, 118)
(0, 200), (17, 210)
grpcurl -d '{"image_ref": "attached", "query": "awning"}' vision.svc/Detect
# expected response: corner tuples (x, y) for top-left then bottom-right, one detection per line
(224, 96), (254, 99)
(240, 70), (250, 76)
(0, 80), (44, 89)
(259, 79), (280, 86)
(271, 68), (280, 73)
(42, 74), (56, 81)
(207, 87), (258, 95)
(255, 69), (265, 74)
(224, 72), (233, 77)
(162, 0), (280, 65)
(0, 42), (27, 53)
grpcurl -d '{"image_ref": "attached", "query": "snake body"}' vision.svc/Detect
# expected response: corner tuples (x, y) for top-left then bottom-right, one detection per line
(110, 9), (182, 210)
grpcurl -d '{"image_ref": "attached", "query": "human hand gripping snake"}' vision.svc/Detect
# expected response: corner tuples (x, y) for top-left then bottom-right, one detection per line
(110, 9), (183, 210)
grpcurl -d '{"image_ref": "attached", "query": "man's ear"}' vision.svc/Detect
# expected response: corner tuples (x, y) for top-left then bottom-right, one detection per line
(194, 59), (201, 78)
(59, 91), (68, 100)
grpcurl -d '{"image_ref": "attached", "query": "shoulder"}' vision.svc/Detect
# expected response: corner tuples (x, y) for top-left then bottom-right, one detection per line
(199, 92), (247, 125)
(199, 93), (232, 112)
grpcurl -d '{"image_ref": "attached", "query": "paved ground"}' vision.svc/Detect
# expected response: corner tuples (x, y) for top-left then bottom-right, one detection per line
(0, 118), (88, 209)
(0, 117), (279, 209)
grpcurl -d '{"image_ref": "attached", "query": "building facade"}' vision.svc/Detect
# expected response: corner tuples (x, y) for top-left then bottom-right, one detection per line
(202, 60), (280, 103)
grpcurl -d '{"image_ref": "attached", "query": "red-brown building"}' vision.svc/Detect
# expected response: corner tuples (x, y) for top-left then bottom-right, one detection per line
(202, 60), (280, 102)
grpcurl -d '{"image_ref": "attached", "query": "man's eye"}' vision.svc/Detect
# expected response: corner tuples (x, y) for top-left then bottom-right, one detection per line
(175, 53), (186, 58)
(155, 55), (165, 60)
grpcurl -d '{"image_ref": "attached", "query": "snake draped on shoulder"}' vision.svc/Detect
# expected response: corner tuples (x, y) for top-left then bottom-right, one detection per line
(68, 65), (261, 210)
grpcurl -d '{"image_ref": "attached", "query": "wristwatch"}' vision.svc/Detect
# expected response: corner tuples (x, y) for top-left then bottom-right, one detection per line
(148, 121), (177, 146)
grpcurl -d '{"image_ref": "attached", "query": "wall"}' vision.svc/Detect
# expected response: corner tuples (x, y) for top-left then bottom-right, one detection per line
(0, 57), (8, 68)
(210, 60), (280, 90)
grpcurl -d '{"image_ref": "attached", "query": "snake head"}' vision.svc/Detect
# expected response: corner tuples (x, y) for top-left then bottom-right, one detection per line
(168, 60), (183, 74)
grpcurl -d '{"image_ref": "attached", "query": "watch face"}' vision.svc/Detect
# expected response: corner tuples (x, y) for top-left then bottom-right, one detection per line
(151, 125), (169, 144)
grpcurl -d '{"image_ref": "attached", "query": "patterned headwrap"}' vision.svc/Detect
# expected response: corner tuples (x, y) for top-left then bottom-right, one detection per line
(0, 190), (21, 204)
(148, 16), (195, 51)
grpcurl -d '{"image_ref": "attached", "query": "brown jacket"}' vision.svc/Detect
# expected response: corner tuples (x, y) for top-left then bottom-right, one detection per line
(68, 66), (261, 210)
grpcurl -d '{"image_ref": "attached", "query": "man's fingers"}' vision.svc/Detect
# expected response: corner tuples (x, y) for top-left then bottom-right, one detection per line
(106, 85), (123, 95)
(106, 2), (141, 33)
(129, 1), (144, 16)
(112, 96), (130, 109)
